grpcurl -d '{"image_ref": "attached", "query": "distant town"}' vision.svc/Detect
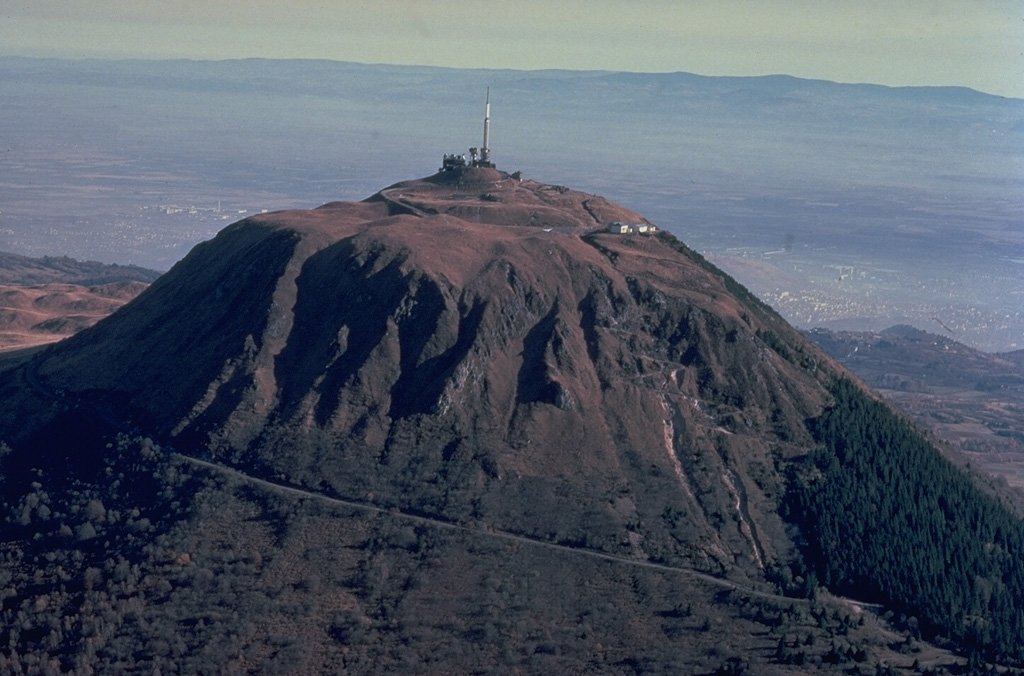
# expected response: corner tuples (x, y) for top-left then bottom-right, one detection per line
(707, 244), (1023, 353)
(152, 201), (252, 217)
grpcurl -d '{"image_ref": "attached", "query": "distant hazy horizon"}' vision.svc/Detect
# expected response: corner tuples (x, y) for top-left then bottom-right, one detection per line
(1, 1), (1021, 98)
(2, 57), (1021, 351)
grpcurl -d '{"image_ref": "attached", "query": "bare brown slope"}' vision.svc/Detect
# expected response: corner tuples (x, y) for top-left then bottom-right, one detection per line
(28, 175), (837, 584)
(0, 281), (149, 351)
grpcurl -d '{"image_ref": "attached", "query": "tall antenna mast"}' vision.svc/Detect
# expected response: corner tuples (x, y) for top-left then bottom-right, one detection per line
(481, 87), (491, 164)
(444, 88), (495, 172)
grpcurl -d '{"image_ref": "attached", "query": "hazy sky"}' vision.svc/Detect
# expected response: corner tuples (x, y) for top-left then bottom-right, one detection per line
(1, 1), (1022, 97)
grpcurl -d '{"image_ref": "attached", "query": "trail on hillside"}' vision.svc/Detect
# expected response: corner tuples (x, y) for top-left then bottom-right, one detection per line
(176, 453), (803, 605)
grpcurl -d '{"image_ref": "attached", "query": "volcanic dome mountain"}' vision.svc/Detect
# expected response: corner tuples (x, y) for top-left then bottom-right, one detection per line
(5, 168), (1024, 672)
(24, 168), (833, 580)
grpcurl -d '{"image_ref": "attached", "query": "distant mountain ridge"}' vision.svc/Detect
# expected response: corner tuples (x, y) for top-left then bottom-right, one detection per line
(5, 56), (1015, 102)
(0, 251), (160, 286)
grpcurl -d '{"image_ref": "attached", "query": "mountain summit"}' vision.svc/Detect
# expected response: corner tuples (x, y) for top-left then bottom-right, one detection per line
(27, 170), (824, 579)
(3, 171), (1023, 673)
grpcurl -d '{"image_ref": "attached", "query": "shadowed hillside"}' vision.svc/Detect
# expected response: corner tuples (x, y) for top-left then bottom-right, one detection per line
(0, 252), (159, 286)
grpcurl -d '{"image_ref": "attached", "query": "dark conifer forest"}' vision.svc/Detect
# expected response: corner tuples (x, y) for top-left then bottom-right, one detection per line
(788, 377), (1024, 664)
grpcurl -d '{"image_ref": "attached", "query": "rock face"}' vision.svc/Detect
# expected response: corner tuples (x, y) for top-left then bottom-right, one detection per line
(31, 170), (836, 581)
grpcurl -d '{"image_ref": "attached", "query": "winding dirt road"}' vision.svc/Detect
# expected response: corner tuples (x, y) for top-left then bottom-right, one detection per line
(176, 453), (802, 604)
